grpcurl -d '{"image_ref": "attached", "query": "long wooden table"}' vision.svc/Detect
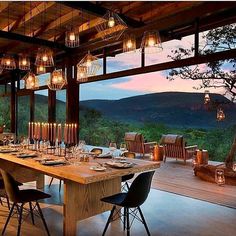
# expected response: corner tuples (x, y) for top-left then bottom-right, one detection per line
(0, 153), (160, 235)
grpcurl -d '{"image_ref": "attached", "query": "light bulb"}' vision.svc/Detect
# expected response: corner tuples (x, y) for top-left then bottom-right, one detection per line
(108, 16), (115, 28)
(28, 76), (33, 82)
(80, 72), (84, 78)
(148, 38), (155, 47)
(126, 40), (133, 49)
(30, 82), (35, 87)
(42, 55), (48, 62)
(6, 60), (11, 65)
(39, 66), (44, 71)
(69, 32), (76, 41)
(22, 59), (27, 66)
(86, 59), (92, 67)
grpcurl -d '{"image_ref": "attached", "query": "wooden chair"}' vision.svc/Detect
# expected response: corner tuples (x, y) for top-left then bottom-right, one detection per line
(124, 132), (157, 157)
(160, 134), (197, 164)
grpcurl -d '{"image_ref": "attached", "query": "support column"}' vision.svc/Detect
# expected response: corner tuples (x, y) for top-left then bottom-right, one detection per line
(66, 61), (79, 125)
(48, 89), (56, 123)
(10, 73), (16, 133)
(141, 47), (145, 67)
(194, 18), (199, 57)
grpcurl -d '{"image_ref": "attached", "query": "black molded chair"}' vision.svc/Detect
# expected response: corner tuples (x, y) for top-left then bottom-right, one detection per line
(0, 169), (51, 236)
(101, 171), (155, 236)
(48, 177), (62, 192)
(121, 152), (136, 190)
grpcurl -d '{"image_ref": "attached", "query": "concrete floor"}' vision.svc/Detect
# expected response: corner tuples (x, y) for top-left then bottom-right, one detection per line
(0, 179), (236, 236)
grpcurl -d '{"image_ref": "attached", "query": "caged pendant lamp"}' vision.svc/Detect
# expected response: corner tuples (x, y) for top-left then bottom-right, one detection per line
(36, 65), (46, 75)
(95, 10), (127, 40)
(19, 55), (30, 71)
(123, 34), (136, 53)
(204, 90), (210, 104)
(35, 47), (54, 67)
(141, 31), (163, 54)
(0, 55), (16, 70)
(47, 69), (67, 91)
(65, 27), (80, 48)
(216, 107), (225, 121)
(77, 51), (101, 79)
(76, 65), (88, 82)
(23, 71), (39, 90)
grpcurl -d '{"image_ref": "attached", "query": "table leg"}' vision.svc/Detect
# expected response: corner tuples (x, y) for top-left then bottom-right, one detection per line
(36, 174), (45, 189)
(63, 177), (121, 236)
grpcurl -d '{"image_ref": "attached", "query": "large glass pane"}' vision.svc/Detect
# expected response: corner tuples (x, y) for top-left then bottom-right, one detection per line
(17, 95), (30, 137)
(56, 89), (66, 123)
(35, 90), (48, 122)
(0, 96), (10, 131)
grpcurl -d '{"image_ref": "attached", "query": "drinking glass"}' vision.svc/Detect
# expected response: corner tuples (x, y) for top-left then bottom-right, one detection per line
(109, 142), (117, 160)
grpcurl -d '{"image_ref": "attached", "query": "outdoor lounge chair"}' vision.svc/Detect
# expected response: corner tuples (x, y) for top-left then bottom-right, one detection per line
(124, 132), (157, 157)
(160, 134), (197, 164)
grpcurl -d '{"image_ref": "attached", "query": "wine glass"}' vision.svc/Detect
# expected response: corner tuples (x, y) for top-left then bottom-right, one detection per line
(109, 142), (117, 160)
(9, 135), (15, 146)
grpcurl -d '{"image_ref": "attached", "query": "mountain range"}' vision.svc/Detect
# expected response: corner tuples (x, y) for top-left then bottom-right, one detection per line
(80, 92), (236, 129)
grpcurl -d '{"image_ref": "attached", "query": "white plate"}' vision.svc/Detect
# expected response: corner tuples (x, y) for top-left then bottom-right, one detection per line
(90, 166), (106, 171)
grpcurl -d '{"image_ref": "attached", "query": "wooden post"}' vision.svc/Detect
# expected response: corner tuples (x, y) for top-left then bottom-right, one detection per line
(194, 18), (199, 57)
(10, 71), (16, 133)
(141, 47), (145, 67)
(103, 48), (107, 75)
(48, 89), (56, 123)
(66, 60), (79, 131)
(30, 91), (35, 122)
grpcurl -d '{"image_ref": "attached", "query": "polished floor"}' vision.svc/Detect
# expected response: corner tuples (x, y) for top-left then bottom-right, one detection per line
(0, 178), (236, 236)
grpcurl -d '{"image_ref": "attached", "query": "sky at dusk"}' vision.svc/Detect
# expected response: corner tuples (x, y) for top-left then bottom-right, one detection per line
(39, 32), (226, 102)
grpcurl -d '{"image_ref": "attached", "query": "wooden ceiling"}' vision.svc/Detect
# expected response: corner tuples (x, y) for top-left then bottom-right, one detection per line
(0, 1), (236, 76)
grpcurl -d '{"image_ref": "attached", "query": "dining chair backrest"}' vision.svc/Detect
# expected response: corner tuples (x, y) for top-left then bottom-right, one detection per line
(90, 148), (103, 155)
(0, 170), (20, 203)
(122, 171), (155, 208)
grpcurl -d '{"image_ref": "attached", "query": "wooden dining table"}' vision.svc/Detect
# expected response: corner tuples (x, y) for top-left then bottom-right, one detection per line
(0, 151), (160, 235)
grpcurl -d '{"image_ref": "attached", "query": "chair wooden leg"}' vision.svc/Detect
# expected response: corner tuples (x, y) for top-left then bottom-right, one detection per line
(59, 180), (62, 192)
(137, 206), (151, 236)
(6, 195), (10, 210)
(2, 203), (15, 235)
(36, 201), (50, 236)
(17, 204), (24, 236)
(29, 202), (35, 225)
(0, 197), (2, 205)
(48, 178), (54, 188)
(102, 206), (116, 236)
(126, 207), (130, 236)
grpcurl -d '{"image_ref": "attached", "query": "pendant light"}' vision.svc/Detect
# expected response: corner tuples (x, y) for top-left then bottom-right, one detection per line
(77, 65), (88, 82)
(19, 55), (30, 71)
(0, 55), (16, 70)
(35, 47), (54, 67)
(77, 51), (101, 78)
(123, 34), (136, 53)
(36, 65), (46, 75)
(141, 31), (163, 54)
(65, 10), (79, 48)
(216, 107), (225, 121)
(47, 69), (67, 91)
(23, 71), (39, 90)
(204, 90), (210, 104)
(95, 10), (127, 40)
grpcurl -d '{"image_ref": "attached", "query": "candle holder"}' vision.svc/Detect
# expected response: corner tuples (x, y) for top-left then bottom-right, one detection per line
(215, 168), (225, 186)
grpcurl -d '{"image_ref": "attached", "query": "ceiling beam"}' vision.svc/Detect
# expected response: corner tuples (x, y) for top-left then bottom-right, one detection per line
(60, 1), (144, 28)
(0, 30), (68, 50)
(2, 2), (55, 32)
(34, 9), (80, 38)
(0, 2), (9, 14)
(81, 48), (236, 84)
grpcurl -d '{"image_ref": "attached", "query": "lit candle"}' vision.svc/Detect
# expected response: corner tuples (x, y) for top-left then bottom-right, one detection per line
(28, 122), (31, 139)
(68, 124), (71, 145)
(53, 123), (56, 142)
(47, 123), (50, 141)
(31, 122), (34, 140)
(64, 124), (67, 144)
(58, 124), (62, 143)
(75, 124), (77, 144)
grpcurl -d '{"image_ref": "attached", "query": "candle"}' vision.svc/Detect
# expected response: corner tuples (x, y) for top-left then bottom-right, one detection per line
(58, 124), (62, 143)
(68, 124), (71, 145)
(28, 122), (30, 139)
(53, 123), (56, 142)
(74, 124), (77, 145)
(31, 122), (34, 140)
(64, 124), (67, 144)
(47, 123), (50, 141)
(38, 122), (41, 140)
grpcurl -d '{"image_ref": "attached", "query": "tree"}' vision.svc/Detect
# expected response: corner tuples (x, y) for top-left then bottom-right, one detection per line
(167, 24), (236, 101)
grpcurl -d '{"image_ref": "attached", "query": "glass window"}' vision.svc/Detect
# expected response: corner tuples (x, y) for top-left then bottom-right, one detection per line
(35, 90), (48, 122)
(0, 96), (10, 131)
(17, 95), (30, 137)
(56, 89), (66, 123)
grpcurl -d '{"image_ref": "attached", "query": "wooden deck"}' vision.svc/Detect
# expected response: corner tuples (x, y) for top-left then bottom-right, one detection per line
(152, 159), (236, 209)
